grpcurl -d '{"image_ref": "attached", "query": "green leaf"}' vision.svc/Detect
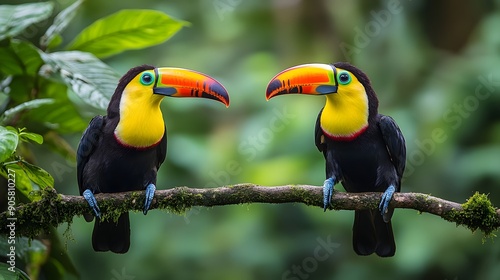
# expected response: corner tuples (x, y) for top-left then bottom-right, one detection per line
(41, 51), (120, 110)
(0, 39), (44, 76)
(1, 98), (55, 124)
(24, 79), (88, 133)
(47, 34), (62, 50)
(66, 9), (188, 58)
(3, 75), (35, 104)
(0, 126), (18, 163)
(0, 236), (47, 280)
(26, 100), (88, 133)
(0, 262), (30, 280)
(40, 0), (84, 50)
(0, 236), (47, 264)
(1, 163), (35, 200)
(20, 160), (54, 189)
(18, 237), (48, 280)
(0, 2), (54, 41)
(19, 131), (43, 144)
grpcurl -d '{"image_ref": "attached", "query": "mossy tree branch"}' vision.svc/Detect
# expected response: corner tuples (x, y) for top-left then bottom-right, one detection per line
(1, 184), (499, 238)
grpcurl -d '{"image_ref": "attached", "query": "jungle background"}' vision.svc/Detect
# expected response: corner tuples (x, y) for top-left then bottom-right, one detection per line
(1, 0), (500, 279)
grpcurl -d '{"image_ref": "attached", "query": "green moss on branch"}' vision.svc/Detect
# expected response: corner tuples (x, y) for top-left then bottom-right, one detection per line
(1, 185), (499, 239)
(445, 192), (500, 237)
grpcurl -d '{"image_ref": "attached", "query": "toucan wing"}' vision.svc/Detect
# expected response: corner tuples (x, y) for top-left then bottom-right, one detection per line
(315, 108), (326, 153)
(76, 115), (105, 195)
(156, 129), (167, 169)
(378, 115), (406, 185)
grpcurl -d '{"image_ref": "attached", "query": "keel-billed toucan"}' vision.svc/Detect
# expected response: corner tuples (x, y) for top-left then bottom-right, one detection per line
(266, 62), (406, 257)
(77, 65), (229, 253)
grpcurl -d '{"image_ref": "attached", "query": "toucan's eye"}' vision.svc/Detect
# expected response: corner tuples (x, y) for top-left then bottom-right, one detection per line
(338, 71), (351, 85)
(140, 72), (154, 86)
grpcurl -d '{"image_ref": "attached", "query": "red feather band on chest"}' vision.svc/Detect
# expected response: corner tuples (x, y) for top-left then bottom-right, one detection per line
(113, 133), (162, 150)
(322, 125), (368, 141)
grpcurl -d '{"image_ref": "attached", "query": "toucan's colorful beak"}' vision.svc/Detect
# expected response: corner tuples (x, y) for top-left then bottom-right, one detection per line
(266, 63), (338, 100)
(153, 67), (229, 107)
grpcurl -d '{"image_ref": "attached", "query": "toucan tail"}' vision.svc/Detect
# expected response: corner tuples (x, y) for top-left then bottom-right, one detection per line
(92, 212), (130, 254)
(352, 210), (395, 257)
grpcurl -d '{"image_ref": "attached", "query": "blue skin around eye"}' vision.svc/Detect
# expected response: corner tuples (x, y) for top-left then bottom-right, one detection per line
(141, 73), (154, 85)
(338, 73), (351, 85)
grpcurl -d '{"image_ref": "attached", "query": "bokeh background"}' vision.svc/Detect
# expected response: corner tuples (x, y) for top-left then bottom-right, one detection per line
(5, 0), (500, 279)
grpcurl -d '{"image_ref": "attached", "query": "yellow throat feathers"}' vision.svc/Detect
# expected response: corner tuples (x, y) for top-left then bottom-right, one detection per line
(114, 82), (165, 148)
(320, 74), (369, 139)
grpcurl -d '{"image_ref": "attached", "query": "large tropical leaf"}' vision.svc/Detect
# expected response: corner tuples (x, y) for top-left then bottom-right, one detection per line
(41, 51), (120, 110)
(66, 9), (188, 58)
(27, 100), (88, 133)
(0, 126), (18, 163)
(0, 236), (48, 279)
(1, 99), (55, 124)
(0, 2), (54, 41)
(20, 160), (54, 189)
(0, 39), (44, 76)
(0, 262), (30, 280)
(2, 163), (35, 200)
(24, 78), (88, 133)
(40, 0), (84, 50)
(2, 75), (35, 104)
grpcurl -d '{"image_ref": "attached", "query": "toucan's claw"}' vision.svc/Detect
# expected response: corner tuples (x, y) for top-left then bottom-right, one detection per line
(323, 177), (335, 212)
(143, 183), (156, 215)
(83, 189), (101, 219)
(379, 185), (395, 215)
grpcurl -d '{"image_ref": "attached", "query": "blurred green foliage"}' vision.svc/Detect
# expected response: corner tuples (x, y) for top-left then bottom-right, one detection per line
(1, 0), (500, 279)
(0, 1), (186, 278)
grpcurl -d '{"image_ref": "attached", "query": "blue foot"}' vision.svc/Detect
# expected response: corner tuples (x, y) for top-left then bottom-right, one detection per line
(83, 189), (101, 219)
(379, 185), (395, 215)
(143, 183), (156, 215)
(323, 177), (335, 212)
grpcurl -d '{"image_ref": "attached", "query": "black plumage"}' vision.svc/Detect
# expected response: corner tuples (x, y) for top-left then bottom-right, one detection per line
(315, 62), (406, 257)
(76, 65), (166, 253)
